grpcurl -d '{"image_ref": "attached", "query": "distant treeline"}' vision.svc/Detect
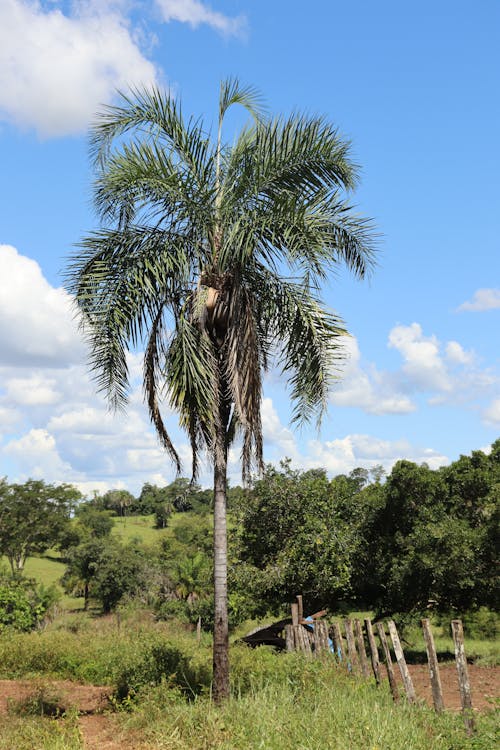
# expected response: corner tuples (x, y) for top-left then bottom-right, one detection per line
(0, 439), (498, 630)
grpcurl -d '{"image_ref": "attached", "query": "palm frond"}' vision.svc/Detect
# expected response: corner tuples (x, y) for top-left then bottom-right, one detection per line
(219, 77), (267, 125)
(90, 86), (213, 190)
(223, 281), (264, 481)
(165, 313), (219, 476)
(144, 307), (181, 473)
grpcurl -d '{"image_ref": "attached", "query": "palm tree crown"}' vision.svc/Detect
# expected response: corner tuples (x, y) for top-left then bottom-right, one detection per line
(66, 79), (376, 699)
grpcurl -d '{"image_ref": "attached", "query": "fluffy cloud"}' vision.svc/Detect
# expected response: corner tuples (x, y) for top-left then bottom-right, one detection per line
(330, 336), (415, 414)
(155, 0), (245, 35)
(0, 245), (85, 367)
(483, 398), (500, 426)
(0, 0), (159, 136)
(388, 323), (451, 392)
(303, 434), (448, 475)
(457, 288), (500, 312)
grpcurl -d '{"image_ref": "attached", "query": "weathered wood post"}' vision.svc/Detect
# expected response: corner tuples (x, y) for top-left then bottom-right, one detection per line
(291, 601), (311, 655)
(376, 621), (399, 702)
(330, 621), (345, 663)
(344, 618), (360, 674)
(421, 618), (444, 711)
(387, 620), (416, 703)
(354, 618), (370, 678)
(313, 620), (330, 656)
(365, 618), (381, 686)
(451, 619), (475, 734)
(291, 601), (299, 652)
(285, 624), (294, 652)
(296, 595), (303, 622)
(196, 616), (202, 645)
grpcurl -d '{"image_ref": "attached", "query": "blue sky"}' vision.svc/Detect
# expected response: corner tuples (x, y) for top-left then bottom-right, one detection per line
(0, 0), (499, 494)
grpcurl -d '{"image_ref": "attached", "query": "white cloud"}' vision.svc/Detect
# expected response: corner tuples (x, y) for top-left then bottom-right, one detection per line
(0, 245), (86, 367)
(445, 341), (474, 365)
(303, 434), (448, 475)
(4, 427), (74, 481)
(155, 0), (245, 35)
(330, 336), (416, 414)
(483, 398), (500, 426)
(0, 245), (85, 367)
(388, 323), (452, 392)
(0, 0), (158, 136)
(457, 288), (500, 312)
(5, 374), (60, 406)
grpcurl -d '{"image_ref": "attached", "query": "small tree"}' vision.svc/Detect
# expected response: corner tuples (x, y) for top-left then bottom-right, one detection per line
(0, 479), (79, 575)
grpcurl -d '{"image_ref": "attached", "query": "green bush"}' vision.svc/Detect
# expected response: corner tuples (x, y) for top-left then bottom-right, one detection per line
(114, 637), (211, 702)
(0, 578), (59, 632)
(461, 607), (499, 640)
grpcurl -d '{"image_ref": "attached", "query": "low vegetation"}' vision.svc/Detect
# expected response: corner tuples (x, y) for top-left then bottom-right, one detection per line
(0, 611), (497, 749)
(0, 442), (498, 746)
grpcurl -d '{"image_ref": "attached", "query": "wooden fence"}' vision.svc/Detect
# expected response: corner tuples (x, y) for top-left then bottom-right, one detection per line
(283, 596), (475, 734)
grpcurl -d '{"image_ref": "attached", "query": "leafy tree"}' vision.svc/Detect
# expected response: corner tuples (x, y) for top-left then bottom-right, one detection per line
(101, 489), (136, 517)
(63, 537), (145, 612)
(93, 542), (146, 613)
(237, 462), (356, 613)
(67, 80), (375, 698)
(74, 504), (115, 538)
(62, 538), (104, 610)
(0, 479), (80, 575)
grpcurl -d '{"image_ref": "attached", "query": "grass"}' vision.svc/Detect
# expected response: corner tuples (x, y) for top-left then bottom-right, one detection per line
(0, 714), (82, 750)
(111, 514), (165, 545)
(0, 610), (497, 750)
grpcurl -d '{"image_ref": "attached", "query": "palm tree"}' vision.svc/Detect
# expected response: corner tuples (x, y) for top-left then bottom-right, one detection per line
(66, 79), (375, 701)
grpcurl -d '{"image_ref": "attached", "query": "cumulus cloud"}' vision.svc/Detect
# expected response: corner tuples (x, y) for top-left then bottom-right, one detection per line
(4, 428), (75, 481)
(483, 398), (500, 426)
(330, 336), (415, 414)
(155, 0), (245, 35)
(0, 245), (85, 367)
(457, 288), (500, 312)
(388, 323), (452, 392)
(303, 434), (448, 475)
(0, 0), (159, 136)
(445, 341), (475, 365)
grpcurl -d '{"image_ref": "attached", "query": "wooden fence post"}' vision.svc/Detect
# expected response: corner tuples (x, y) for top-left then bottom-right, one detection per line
(387, 620), (416, 703)
(314, 620), (329, 656)
(344, 618), (360, 674)
(296, 595), (303, 622)
(421, 618), (444, 712)
(451, 619), (475, 735)
(365, 618), (381, 686)
(354, 618), (370, 678)
(376, 621), (399, 702)
(285, 624), (294, 652)
(330, 621), (345, 663)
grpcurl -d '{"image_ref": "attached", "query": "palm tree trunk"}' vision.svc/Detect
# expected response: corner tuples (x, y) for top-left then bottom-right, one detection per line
(212, 421), (230, 702)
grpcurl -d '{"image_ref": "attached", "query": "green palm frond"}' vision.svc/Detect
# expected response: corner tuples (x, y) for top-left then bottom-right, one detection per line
(219, 77), (267, 124)
(68, 80), (377, 482)
(90, 86), (213, 188)
(165, 313), (219, 478)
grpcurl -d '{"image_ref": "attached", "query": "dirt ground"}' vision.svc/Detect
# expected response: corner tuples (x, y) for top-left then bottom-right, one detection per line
(0, 665), (498, 749)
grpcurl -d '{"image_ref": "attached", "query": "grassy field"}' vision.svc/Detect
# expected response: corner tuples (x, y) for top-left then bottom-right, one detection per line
(0, 610), (497, 750)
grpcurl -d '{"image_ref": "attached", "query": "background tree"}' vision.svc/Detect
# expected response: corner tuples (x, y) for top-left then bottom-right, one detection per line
(67, 80), (375, 699)
(236, 462), (356, 613)
(0, 479), (80, 575)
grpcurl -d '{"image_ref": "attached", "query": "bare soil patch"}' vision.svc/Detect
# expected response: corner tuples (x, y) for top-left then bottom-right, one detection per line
(395, 664), (499, 711)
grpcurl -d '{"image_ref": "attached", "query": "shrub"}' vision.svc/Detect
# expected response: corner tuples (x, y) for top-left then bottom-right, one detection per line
(0, 578), (59, 632)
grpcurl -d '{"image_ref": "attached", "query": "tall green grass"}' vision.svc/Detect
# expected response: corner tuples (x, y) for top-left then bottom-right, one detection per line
(0, 714), (82, 750)
(0, 611), (497, 750)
